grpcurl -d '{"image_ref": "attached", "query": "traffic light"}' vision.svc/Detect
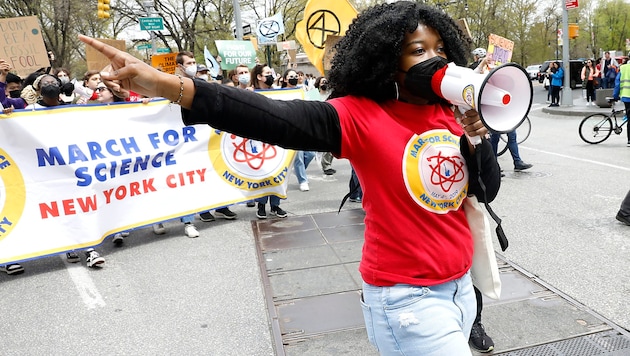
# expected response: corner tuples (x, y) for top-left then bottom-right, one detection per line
(97, 0), (110, 19)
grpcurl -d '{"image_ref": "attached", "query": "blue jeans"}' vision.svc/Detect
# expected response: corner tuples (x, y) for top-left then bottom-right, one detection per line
(255, 195), (281, 207)
(490, 131), (523, 165)
(349, 168), (362, 199)
(293, 151), (316, 184)
(361, 272), (475, 355)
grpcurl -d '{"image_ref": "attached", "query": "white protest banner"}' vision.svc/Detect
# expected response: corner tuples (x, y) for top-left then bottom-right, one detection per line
(215, 40), (257, 70)
(0, 90), (303, 265)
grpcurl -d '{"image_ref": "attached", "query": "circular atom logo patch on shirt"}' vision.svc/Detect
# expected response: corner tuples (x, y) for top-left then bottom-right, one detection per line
(403, 130), (468, 214)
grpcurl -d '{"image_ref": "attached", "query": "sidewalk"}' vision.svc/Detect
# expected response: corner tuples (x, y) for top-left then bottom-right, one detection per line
(541, 94), (622, 117)
(252, 209), (630, 355)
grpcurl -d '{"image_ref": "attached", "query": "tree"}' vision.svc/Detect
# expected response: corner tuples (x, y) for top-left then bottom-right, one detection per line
(0, 0), (110, 75)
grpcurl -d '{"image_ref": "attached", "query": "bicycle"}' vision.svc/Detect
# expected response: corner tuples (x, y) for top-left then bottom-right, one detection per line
(578, 99), (627, 144)
(497, 116), (531, 156)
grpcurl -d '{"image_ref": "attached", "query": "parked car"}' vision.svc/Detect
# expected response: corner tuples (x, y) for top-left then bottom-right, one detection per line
(526, 65), (540, 80)
(537, 60), (584, 89)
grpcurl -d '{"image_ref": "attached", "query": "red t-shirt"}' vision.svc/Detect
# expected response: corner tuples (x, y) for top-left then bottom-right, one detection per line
(328, 96), (473, 286)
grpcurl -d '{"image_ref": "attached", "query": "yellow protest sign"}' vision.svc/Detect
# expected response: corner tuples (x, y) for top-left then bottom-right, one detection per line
(295, 0), (357, 75)
(0, 16), (50, 77)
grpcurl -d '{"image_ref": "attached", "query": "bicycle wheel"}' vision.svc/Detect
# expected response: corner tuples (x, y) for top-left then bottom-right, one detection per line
(497, 116), (531, 156)
(515, 116), (532, 144)
(497, 134), (509, 156)
(579, 114), (613, 144)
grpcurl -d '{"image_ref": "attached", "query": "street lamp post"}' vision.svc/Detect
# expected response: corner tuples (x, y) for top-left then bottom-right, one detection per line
(143, 1), (157, 55)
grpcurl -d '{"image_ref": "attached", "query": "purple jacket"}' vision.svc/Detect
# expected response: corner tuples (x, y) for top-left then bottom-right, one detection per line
(0, 81), (26, 109)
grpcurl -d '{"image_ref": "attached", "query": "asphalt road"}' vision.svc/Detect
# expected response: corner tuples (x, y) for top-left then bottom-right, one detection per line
(1, 82), (628, 355)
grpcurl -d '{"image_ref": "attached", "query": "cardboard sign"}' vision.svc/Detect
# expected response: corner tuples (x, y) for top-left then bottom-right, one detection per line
(86, 38), (126, 71)
(487, 33), (514, 67)
(0, 16), (50, 77)
(151, 53), (177, 74)
(215, 40), (257, 70)
(323, 35), (342, 72)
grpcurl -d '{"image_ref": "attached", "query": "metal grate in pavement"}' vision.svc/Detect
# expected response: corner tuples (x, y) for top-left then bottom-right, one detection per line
(498, 330), (630, 355)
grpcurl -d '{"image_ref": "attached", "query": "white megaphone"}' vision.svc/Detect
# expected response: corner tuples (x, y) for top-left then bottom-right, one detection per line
(431, 62), (533, 145)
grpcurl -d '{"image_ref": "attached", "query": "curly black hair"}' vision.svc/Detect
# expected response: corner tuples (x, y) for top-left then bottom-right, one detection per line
(328, 1), (471, 102)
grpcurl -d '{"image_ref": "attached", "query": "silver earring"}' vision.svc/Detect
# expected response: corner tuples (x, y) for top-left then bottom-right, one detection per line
(394, 82), (399, 100)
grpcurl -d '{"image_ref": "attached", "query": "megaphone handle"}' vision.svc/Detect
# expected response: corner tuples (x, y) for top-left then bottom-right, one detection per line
(456, 106), (482, 146)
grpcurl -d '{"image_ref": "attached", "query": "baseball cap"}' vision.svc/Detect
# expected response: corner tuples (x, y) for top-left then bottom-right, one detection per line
(197, 64), (209, 72)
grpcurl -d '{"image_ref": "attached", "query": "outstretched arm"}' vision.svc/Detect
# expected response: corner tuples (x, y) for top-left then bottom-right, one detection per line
(78, 35), (196, 108)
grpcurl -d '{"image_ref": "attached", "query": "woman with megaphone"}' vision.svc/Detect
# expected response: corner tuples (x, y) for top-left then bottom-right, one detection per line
(79, 2), (501, 354)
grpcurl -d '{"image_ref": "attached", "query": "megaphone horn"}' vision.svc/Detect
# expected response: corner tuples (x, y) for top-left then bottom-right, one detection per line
(431, 62), (533, 145)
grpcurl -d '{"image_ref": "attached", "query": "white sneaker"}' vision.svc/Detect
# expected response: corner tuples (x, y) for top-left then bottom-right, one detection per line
(299, 182), (310, 191)
(86, 249), (105, 268)
(184, 224), (199, 238)
(152, 223), (166, 235)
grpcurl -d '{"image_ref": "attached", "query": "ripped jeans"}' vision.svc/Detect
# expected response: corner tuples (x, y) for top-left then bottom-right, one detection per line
(360, 272), (475, 355)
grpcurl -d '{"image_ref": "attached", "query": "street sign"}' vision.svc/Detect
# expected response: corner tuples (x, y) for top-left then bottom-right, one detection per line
(233, 24), (252, 38)
(139, 17), (164, 31)
(137, 43), (152, 50)
(156, 48), (171, 54)
(565, 0), (578, 9)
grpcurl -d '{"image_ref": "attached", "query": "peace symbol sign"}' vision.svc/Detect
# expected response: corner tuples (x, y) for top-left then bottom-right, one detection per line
(258, 20), (281, 39)
(306, 10), (341, 49)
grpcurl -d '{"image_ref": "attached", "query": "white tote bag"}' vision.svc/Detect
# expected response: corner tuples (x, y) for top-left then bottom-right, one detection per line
(464, 195), (502, 300)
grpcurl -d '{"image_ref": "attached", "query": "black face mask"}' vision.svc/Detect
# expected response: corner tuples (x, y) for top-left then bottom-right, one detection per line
(399, 56), (449, 103)
(264, 74), (274, 87)
(41, 84), (61, 99)
(215, 74), (224, 81)
(9, 90), (21, 98)
(288, 78), (299, 86)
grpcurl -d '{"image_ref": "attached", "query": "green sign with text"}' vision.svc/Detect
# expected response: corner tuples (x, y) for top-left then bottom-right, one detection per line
(139, 17), (164, 31)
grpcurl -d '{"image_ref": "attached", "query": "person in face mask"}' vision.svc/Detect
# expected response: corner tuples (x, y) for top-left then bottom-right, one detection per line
(81, 2), (500, 352)
(195, 64), (210, 82)
(251, 64), (275, 90)
(176, 51), (197, 79)
(281, 69), (300, 89)
(53, 68), (77, 104)
(22, 74), (64, 109)
(234, 64), (254, 91)
(0, 60), (26, 110)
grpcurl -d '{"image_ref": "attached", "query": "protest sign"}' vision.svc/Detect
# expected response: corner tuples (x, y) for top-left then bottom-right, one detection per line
(215, 40), (257, 70)
(151, 53), (177, 74)
(0, 16), (50, 77)
(86, 38), (126, 71)
(487, 34), (514, 67)
(295, 0), (357, 75)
